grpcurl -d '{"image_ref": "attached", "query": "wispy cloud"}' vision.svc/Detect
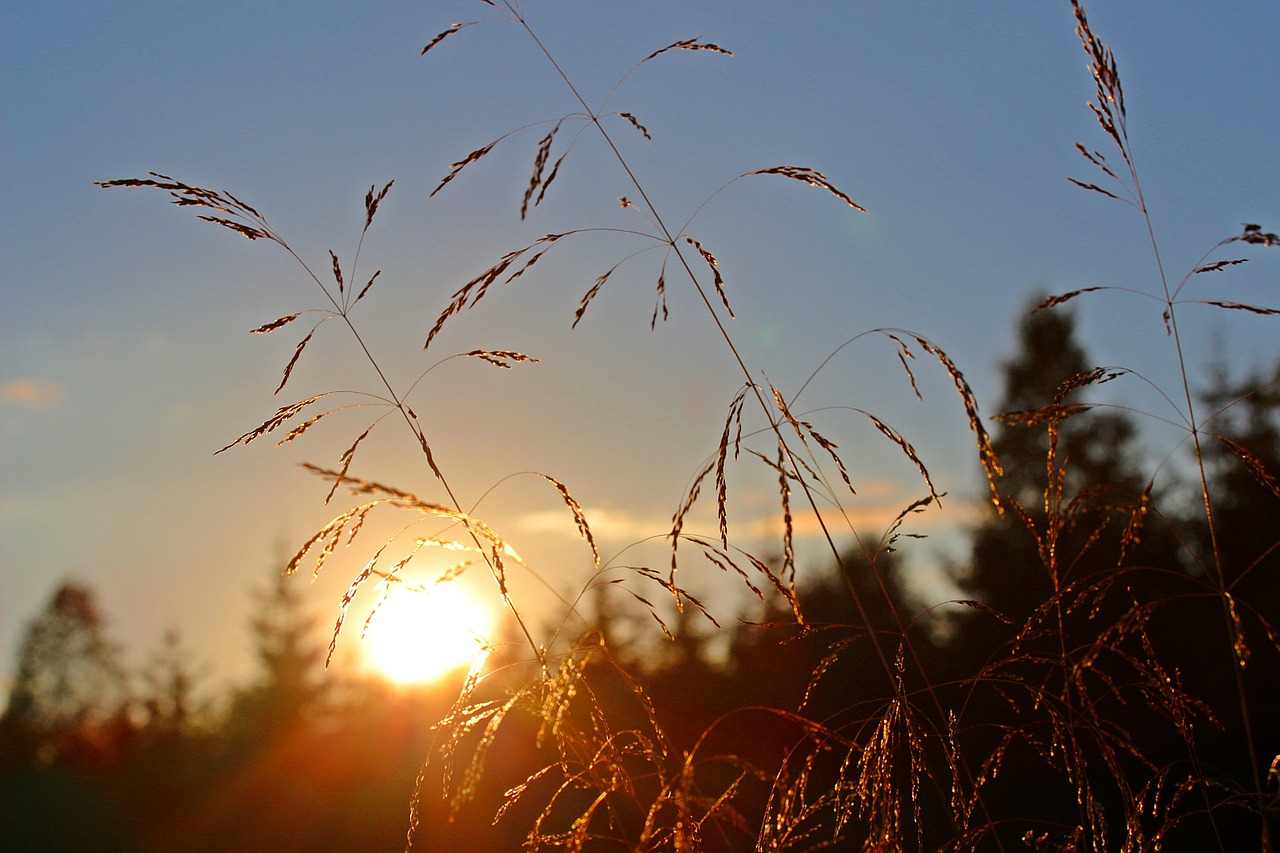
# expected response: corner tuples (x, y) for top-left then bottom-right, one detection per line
(518, 484), (986, 550)
(519, 505), (673, 543)
(1, 378), (62, 408)
(737, 498), (984, 542)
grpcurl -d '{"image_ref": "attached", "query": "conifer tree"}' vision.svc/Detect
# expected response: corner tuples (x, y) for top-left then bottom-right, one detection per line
(226, 572), (327, 742)
(1182, 362), (1280, 806)
(1198, 361), (1280, 589)
(952, 302), (1152, 631)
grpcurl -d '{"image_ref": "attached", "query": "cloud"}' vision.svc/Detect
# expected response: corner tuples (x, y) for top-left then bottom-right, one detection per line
(737, 498), (984, 541)
(1, 378), (62, 408)
(519, 505), (673, 543)
(685, 478), (984, 543)
(517, 487), (987, 550)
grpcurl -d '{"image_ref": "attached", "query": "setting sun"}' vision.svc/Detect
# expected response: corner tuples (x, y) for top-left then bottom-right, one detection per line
(363, 585), (494, 685)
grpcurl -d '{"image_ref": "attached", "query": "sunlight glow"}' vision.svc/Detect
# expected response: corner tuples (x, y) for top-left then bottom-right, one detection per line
(364, 585), (493, 685)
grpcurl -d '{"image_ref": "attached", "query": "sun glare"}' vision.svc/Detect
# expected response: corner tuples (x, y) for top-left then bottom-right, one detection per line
(364, 585), (493, 685)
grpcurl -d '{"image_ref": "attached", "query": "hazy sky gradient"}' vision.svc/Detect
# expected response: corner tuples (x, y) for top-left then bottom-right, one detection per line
(3, 1), (1277, 688)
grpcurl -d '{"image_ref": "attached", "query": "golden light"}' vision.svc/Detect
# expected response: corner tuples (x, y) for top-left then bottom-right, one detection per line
(364, 584), (494, 685)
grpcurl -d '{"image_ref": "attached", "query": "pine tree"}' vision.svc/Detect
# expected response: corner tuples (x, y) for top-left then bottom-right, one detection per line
(1179, 361), (1280, 818)
(226, 571), (328, 743)
(952, 302), (1154, 631)
(937, 303), (1207, 849)
(1198, 361), (1280, 590)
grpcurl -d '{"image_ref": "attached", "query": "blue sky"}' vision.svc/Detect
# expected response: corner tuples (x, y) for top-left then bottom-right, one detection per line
(3, 1), (1277, 689)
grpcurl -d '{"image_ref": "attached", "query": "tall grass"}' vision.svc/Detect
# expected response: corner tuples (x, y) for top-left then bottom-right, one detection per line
(99, 1), (1277, 849)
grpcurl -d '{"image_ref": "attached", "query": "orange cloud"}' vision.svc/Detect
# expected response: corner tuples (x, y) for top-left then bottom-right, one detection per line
(518, 490), (985, 549)
(520, 505), (672, 543)
(2, 378), (63, 408)
(739, 498), (983, 541)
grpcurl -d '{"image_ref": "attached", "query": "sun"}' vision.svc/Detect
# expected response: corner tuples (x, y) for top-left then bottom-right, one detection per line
(363, 584), (494, 685)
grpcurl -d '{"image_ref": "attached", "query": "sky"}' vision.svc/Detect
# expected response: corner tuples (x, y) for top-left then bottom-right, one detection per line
(3, 1), (1278, 693)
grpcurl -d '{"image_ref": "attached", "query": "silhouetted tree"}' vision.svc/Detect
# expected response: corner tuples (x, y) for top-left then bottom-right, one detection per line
(952, 302), (1154, 634)
(115, 629), (224, 850)
(0, 582), (132, 853)
(1164, 362), (1280, 844)
(136, 629), (207, 734)
(225, 571), (328, 742)
(938, 303), (1201, 849)
(0, 582), (129, 768)
(1197, 361), (1280, 591)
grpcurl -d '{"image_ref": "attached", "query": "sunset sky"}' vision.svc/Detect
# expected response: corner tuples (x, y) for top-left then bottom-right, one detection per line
(3, 1), (1277, 691)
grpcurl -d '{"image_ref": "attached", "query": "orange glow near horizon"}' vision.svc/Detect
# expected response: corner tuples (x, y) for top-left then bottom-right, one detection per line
(363, 584), (493, 685)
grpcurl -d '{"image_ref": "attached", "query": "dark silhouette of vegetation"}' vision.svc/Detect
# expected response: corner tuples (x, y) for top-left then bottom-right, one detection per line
(0, 583), (133, 852)
(1, 583), (129, 765)
(225, 572), (329, 744)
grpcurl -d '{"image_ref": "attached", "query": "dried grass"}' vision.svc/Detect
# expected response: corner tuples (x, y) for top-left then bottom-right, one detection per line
(99, 1), (1279, 850)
